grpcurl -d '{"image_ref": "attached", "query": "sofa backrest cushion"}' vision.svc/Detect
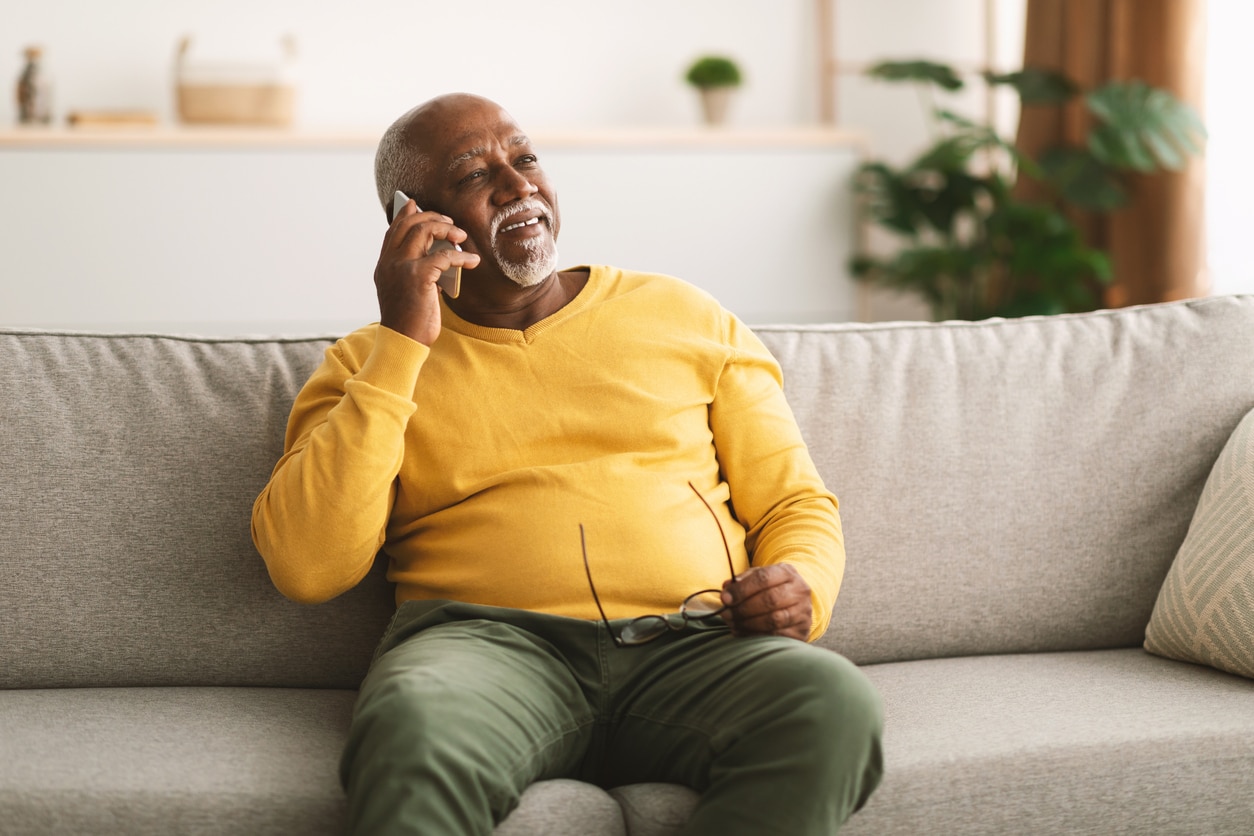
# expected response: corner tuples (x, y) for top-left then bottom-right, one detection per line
(756, 295), (1254, 664)
(0, 331), (391, 689)
(5, 296), (1254, 686)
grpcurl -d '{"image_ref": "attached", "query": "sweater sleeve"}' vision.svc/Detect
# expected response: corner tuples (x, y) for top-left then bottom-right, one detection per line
(251, 326), (429, 603)
(708, 314), (845, 641)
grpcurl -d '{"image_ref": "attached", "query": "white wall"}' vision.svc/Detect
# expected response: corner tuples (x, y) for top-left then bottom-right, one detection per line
(1205, 0), (1254, 296)
(836, 0), (1026, 164)
(0, 0), (1028, 331)
(2, 0), (1025, 140)
(0, 138), (862, 332)
(1, 0), (819, 130)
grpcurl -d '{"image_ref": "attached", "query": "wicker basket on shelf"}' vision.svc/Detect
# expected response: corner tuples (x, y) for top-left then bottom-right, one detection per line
(175, 35), (297, 127)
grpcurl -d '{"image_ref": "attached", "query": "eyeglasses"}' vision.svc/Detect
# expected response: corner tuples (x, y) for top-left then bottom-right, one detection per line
(580, 481), (738, 647)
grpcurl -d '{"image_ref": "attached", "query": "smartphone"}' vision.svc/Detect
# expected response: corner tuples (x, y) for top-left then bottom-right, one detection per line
(392, 190), (462, 298)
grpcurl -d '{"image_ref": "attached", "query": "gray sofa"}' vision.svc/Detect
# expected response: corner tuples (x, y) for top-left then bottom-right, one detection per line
(3, 295), (1253, 835)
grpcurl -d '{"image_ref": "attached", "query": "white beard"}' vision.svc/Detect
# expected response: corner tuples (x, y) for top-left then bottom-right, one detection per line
(490, 199), (559, 288)
(496, 237), (559, 288)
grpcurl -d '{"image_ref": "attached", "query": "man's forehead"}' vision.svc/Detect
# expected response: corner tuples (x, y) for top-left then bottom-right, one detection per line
(442, 129), (531, 171)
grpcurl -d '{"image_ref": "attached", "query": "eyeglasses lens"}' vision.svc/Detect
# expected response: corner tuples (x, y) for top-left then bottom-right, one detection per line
(619, 615), (669, 645)
(680, 589), (725, 618)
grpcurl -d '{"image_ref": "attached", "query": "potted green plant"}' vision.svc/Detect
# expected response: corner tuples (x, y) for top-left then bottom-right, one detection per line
(850, 60), (1206, 320)
(685, 55), (743, 126)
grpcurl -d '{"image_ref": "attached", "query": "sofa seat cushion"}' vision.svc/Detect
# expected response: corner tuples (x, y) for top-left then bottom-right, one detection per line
(608, 783), (700, 836)
(0, 687), (357, 836)
(496, 779), (626, 836)
(845, 649), (1254, 835)
(0, 686), (629, 836)
(7, 655), (1248, 836)
(591, 650), (1254, 836)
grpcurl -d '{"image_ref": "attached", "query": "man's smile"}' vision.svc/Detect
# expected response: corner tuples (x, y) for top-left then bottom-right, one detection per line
(501, 217), (542, 233)
(490, 199), (553, 241)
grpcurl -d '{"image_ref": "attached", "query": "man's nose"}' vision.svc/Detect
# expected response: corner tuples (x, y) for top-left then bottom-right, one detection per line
(494, 167), (539, 204)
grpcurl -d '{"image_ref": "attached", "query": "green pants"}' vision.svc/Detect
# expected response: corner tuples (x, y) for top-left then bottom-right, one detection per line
(340, 600), (883, 835)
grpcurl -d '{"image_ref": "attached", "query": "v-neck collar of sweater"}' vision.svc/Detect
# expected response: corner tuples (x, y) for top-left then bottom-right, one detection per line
(438, 265), (601, 344)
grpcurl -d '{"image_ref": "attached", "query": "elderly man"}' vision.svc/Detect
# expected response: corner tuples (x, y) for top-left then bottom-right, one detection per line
(252, 93), (882, 835)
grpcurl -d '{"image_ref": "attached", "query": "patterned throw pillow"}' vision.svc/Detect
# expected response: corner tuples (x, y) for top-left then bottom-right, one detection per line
(1145, 408), (1254, 679)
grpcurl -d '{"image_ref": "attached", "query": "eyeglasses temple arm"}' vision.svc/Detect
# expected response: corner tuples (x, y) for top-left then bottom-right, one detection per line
(579, 524), (617, 631)
(688, 481), (738, 581)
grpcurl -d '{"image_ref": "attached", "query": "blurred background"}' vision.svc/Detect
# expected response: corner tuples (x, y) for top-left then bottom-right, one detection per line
(0, 0), (1245, 333)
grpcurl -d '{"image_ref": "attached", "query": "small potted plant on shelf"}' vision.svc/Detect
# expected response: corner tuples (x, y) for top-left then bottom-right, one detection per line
(850, 60), (1205, 320)
(685, 55), (743, 126)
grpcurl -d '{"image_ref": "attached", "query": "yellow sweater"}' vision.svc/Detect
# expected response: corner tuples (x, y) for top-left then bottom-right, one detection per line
(252, 266), (844, 640)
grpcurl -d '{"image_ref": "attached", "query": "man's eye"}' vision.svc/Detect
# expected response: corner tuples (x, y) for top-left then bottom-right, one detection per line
(458, 170), (486, 185)
(518, 154), (538, 166)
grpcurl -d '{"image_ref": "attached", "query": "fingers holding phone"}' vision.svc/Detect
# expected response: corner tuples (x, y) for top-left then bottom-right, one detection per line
(389, 191), (466, 299)
(376, 193), (480, 346)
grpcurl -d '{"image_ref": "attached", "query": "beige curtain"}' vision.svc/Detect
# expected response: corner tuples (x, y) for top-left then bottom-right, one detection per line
(1014, 0), (1208, 307)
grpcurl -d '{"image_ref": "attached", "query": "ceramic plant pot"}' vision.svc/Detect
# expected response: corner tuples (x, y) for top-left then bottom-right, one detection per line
(698, 87), (735, 125)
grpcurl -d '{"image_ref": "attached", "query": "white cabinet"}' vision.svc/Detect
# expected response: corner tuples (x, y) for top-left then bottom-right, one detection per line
(0, 128), (862, 333)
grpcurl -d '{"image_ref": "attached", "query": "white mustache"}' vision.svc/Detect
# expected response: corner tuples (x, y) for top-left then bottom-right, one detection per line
(489, 200), (551, 238)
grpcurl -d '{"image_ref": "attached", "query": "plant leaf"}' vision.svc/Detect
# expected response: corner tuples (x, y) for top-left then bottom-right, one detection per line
(931, 110), (1038, 176)
(912, 132), (983, 171)
(993, 292), (1068, 318)
(1085, 81), (1206, 172)
(867, 245), (984, 306)
(914, 171), (986, 236)
(855, 160), (994, 239)
(1037, 146), (1127, 211)
(867, 60), (964, 91)
(980, 200), (1112, 316)
(854, 163), (932, 236)
(983, 67), (1078, 104)
(848, 254), (881, 280)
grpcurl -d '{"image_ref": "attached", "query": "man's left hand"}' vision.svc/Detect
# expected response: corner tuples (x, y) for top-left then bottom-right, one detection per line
(720, 564), (812, 641)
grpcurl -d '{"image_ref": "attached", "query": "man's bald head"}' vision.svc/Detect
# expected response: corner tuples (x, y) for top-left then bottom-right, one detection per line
(374, 94), (514, 218)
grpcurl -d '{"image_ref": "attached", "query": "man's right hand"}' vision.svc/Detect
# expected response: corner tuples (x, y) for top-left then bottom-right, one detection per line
(374, 199), (480, 346)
